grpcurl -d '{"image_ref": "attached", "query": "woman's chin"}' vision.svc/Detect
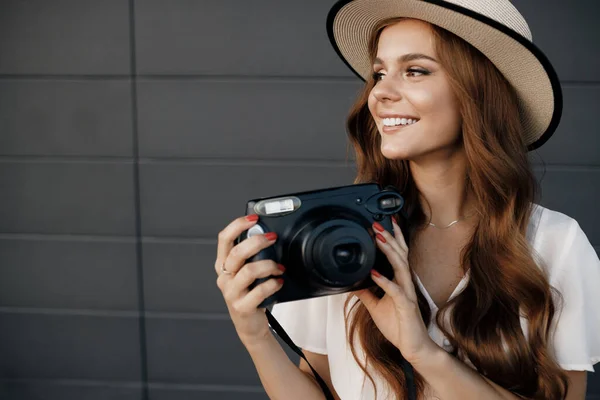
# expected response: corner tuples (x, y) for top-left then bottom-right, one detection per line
(380, 143), (412, 160)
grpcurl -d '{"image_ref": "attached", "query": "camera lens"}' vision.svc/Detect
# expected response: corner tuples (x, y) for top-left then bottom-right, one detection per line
(333, 243), (362, 272)
(293, 217), (376, 287)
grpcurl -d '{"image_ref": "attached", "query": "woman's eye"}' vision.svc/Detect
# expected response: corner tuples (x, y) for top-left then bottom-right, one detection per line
(372, 69), (429, 82)
(372, 72), (385, 81)
(406, 68), (429, 77)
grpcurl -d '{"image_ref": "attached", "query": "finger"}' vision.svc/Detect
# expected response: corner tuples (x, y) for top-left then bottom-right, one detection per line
(223, 232), (278, 276)
(375, 234), (417, 299)
(233, 277), (284, 313)
(373, 222), (404, 255)
(354, 288), (379, 313)
(391, 217), (408, 252)
(215, 214), (260, 275)
(370, 269), (407, 304)
(226, 261), (284, 299)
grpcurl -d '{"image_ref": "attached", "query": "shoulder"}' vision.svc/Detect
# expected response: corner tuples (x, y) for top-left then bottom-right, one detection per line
(530, 203), (579, 239)
(530, 205), (600, 372)
(529, 203), (598, 283)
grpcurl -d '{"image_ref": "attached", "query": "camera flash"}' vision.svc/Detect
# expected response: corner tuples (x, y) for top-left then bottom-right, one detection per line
(266, 199), (294, 214)
(253, 196), (301, 217)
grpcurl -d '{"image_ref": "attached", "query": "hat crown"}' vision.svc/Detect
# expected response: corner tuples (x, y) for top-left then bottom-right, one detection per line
(443, 0), (532, 40)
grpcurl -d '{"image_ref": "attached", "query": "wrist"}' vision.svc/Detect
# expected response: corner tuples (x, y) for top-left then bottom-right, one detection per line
(409, 342), (449, 374)
(242, 329), (276, 354)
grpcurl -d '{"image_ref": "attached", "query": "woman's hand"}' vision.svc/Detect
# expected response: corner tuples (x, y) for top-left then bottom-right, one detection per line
(215, 215), (285, 349)
(354, 218), (440, 366)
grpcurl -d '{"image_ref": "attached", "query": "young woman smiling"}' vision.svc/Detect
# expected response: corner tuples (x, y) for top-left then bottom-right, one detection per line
(215, 1), (599, 399)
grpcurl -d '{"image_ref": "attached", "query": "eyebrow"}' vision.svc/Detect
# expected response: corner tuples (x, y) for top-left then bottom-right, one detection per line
(373, 53), (438, 66)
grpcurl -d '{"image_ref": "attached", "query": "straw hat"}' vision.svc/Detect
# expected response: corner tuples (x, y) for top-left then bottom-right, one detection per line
(326, 0), (562, 150)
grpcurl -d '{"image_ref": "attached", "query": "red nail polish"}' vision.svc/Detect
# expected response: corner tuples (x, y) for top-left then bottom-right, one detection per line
(245, 214), (259, 222)
(264, 232), (277, 241)
(392, 215), (398, 224)
(277, 264), (286, 272)
(373, 222), (385, 232)
(376, 233), (386, 243)
(371, 269), (382, 278)
(276, 278), (284, 285)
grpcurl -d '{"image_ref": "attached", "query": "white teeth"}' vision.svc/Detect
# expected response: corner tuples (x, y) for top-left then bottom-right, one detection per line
(382, 117), (418, 127)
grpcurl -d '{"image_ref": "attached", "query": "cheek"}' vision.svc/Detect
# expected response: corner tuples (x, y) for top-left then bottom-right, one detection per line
(367, 93), (377, 115)
(407, 88), (437, 113)
(412, 87), (460, 125)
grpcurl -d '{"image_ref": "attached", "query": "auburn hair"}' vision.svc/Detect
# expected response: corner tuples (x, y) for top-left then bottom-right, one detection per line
(343, 18), (569, 399)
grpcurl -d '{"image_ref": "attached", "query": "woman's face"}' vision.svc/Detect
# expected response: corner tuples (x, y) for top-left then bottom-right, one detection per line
(368, 19), (463, 162)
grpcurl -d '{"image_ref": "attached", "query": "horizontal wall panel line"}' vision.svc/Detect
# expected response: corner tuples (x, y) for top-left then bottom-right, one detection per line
(137, 158), (600, 170)
(0, 74), (356, 83)
(1, 74), (598, 86)
(0, 378), (143, 389)
(142, 237), (216, 245)
(0, 307), (140, 318)
(157, 237), (600, 250)
(149, 238), (599, 257)
(0, 156), (597, 170)
(136, 77), (600, 87)
(532, 164), (600, 172)
(139, 157), (356, 167)
(0, 308), (233, 320)
(152, 237), (600, 249)
(0, 378), (264, 393)
(0, 156), (134, 164)
(561, 81), (600, 87)
(7, 235), (593, 249)
(0, 75), (132, 80)
(138, 74), (359, 82)
(0, 233), (216, 244)
(0, 233), (136, 243)
(144, 312), (229, 321)
(148, 382), (263, 393)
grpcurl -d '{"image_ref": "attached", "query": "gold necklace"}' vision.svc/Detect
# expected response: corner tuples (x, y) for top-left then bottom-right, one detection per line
(427, 211), (477, 229)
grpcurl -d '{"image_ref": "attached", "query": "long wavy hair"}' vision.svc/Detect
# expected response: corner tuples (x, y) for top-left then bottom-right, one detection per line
(343, 18), (568, 399)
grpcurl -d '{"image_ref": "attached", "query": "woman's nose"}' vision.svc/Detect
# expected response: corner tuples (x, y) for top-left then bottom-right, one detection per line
(371, 77), (402, 102)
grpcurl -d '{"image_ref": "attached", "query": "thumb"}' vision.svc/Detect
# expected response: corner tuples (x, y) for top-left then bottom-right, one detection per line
(355, 288), (379, 313)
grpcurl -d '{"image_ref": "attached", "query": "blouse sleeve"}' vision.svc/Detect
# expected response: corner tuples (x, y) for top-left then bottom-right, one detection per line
(270, 295), (329, 355)
(550, 220), (600, 372)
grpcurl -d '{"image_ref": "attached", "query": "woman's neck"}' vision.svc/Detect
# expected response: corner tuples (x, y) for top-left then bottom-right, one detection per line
(408, 152), (477, 227)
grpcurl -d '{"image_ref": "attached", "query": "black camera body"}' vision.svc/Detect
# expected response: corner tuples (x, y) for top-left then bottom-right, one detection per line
(237, 183), (406, 308)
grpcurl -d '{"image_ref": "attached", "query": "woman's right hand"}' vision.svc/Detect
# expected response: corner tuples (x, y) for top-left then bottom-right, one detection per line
(215, 214), (285, 349)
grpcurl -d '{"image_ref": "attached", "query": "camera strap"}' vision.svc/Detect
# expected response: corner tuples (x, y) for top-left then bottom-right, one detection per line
(266, 309), (417, 400)
(266, 309), (335, 400)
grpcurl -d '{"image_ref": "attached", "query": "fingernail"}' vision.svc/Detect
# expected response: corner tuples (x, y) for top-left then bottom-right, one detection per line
(371, 269), (382, 278)
(277, 264), (286, 272)
(376, 233), (386, 243)
(264, 232), (277, 241)
(373, 222), (385, 232)
(245, 214), (259, 222)
(392, 215), (398, 224)
(276, 278), (284, 285)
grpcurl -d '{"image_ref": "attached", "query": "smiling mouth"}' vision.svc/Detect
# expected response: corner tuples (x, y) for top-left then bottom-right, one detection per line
(381, 117), (419, 127)
(381, 120), (419, 133)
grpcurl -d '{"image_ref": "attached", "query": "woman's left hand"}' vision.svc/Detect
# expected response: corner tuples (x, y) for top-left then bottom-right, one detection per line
(354, 218), (440, 366)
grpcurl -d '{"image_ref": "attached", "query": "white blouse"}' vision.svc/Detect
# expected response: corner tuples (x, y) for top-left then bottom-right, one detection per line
(270, 204), (600, 399)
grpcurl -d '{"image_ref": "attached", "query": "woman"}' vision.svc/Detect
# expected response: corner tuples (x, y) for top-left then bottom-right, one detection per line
(214, 0), (600, 399)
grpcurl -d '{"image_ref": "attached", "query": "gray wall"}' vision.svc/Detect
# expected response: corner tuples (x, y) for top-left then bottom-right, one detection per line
(0, 0), (598, 399)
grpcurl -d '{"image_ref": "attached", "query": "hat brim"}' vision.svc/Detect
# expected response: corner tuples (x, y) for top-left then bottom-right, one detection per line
(326, 0), (562, 151)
